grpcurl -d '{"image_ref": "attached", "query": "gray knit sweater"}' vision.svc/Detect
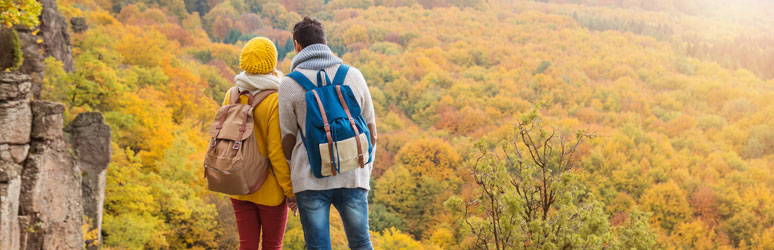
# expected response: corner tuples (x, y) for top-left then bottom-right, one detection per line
(278, 46), (376, 193)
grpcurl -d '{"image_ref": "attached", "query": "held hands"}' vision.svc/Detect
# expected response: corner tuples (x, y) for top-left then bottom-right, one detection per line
(286, 197), (298, 217)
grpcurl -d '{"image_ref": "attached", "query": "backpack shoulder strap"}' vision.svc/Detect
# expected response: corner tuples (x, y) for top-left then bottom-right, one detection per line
(287, 71), (317, 91)
(229, 86), (257, 105)
(250, 90), (277, 108)
(228, 86), (240, 104)
(332, 64), (350, 85)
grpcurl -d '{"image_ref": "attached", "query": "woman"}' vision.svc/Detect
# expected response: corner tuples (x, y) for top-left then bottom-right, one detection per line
(223, 37), (296, 250)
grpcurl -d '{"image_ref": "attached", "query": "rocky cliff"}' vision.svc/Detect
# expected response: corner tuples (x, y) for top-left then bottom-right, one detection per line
(0, 0), (110, 249)
(0, 72), (110, 249)
(16, 0), (75, 99)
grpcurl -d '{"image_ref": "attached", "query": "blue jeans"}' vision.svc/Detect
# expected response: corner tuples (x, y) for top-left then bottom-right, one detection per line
(295, 188), (373, 250)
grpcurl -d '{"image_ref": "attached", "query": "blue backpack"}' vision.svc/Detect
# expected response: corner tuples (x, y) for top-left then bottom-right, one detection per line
(287, 64), (374, 178)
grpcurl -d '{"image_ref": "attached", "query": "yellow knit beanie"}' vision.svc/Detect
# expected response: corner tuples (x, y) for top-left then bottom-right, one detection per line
(240, 37), (277, 74)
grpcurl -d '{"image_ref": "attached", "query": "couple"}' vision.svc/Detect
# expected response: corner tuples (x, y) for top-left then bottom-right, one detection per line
(222, 17), (377, 250)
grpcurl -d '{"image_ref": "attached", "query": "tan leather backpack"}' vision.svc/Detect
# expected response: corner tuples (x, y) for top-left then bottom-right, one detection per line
(204, 87), (276, 195)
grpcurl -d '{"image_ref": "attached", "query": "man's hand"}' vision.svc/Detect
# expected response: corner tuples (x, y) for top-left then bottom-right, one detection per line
(286, 197), (298, 216)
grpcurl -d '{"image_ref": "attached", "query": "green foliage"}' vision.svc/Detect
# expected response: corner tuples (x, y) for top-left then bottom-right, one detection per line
(102, 212), (162, 249)
(369, 203), (407, 233)
(742, 125), (774, 159)
(533, 61), (551, 75)
(276, 37), (295, 61)
(449, 0), (483, 9)
(261, 2), (301, 30)
(184, 0), (210, 15)
(189, 49), (212, 63)
(446, 112), (656, 249)
(375, 165), (449, 238)
(573, 14), (674, 41)
(1, 0), (42, 27)
(327, 0), (374, 10)
(0, 28), (23, 70)
(613, 210), (657, 250)
(222, 28), (241, 44)
(42, 57), (68, 102)
(126, 65), (170, 89)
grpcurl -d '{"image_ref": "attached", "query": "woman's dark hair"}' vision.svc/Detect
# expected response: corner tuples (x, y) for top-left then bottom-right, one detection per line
(293, 17), (326, 48)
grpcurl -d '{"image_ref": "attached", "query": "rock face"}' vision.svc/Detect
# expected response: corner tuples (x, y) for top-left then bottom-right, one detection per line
(0, 173), (21, 250)
(0, 73), (32, 145)
(16, 0), (74, 99)
(0, 71), (111, 249)
(70, 17), (87, 33)
(66, 113), (111, 248)
(20, 113), (83, 249)
(0, 72), (31, 250)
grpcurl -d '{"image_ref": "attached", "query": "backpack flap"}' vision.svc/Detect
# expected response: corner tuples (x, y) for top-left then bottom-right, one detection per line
(209, 104), (255, 141)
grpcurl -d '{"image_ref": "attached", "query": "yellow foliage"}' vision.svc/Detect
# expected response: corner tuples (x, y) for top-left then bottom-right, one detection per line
(115, 27), (177, 67)
(641, 181), (693, 231)
(670, 219), (716, 250)
(52, 0), (774, 248)
(372, 227), (425, 250)
(82, 216), (100, 248)
(395, 138), (460, 181)
(118, 88), (176, 168)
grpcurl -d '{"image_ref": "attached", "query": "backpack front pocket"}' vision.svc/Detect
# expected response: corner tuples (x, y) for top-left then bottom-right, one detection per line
(319, 133), (369, 176)
(204, 152), (249, 195)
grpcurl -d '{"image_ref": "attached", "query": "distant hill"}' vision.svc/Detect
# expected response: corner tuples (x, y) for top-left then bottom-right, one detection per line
(42, 0), (774, 248)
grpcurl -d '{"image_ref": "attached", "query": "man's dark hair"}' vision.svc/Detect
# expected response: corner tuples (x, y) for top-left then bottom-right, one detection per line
(293, 17), (326, 48)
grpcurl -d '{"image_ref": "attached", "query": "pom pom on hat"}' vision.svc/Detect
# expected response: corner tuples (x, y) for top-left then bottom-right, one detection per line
(240, 37), (278, 74)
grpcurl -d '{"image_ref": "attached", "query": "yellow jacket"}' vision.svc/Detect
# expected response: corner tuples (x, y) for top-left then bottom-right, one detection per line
(223, 90), (294, 206)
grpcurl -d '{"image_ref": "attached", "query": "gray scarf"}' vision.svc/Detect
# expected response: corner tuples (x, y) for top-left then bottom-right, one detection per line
(290, 44), (343, 72)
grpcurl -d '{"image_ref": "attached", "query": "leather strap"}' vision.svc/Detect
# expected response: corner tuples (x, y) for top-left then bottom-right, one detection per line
(250, 90), (276, 108)
(233, 90), (251, 156)
(215, 87), (239, 139)
(241, 89), (255, 106)
(232, 89), (277, 156)
(335, 86), (365, 168)
(312, 90), (337, 176)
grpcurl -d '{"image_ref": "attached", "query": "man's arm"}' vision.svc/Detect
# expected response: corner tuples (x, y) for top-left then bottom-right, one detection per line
(352, 69), (377, 146)
(278, 78), (298, 160)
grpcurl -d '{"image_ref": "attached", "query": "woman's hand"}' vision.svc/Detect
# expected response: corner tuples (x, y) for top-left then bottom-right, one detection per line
(286, 197), (298, 216)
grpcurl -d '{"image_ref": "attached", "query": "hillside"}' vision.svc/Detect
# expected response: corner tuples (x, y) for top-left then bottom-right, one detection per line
(36, 0), (774, 248)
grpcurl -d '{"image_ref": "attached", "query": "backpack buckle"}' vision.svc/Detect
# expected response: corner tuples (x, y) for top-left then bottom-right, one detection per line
(210, 138), (217, 147)
(232, 141), (242, 150)
(324, 124), (331, 132)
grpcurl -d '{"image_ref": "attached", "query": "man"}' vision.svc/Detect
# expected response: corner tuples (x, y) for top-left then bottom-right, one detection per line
(278, 17), (377, 250)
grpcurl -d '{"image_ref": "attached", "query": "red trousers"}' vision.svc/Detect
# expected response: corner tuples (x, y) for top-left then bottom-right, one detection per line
(230, 198), (288, 250)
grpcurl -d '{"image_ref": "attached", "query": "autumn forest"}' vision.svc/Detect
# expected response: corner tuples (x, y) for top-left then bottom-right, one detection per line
(12, 0), (774, 248)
